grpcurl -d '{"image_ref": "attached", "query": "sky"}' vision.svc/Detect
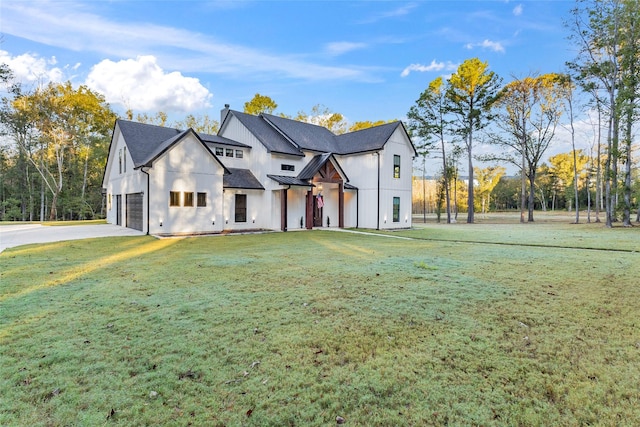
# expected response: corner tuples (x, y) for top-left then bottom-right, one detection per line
(1, 0), (582, 173)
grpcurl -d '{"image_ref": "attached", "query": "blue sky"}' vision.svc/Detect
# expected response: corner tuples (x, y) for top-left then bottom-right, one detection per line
(1, 0), (575, 121)
(1, 0), (581, 173)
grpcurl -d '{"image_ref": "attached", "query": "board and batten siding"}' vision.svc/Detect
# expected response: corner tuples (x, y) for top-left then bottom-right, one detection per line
(337, 126), (414, 229)
(147, 134), (225, 235)
(104, 127), (147, 230)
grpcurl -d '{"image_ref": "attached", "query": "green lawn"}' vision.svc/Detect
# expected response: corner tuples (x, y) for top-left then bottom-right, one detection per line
(1, 223), (639, 426)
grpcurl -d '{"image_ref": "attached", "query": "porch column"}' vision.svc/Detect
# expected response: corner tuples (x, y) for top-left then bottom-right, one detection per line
(281, 188), (288, 231)
(306, 190), (313, 229)
(338, 182), (344, 228)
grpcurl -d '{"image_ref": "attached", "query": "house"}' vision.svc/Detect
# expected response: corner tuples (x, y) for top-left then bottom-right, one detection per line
(102, 105), (416, 235)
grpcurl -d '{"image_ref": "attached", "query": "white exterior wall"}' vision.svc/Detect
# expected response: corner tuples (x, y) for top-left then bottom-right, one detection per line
(104, 128), (146, 228)
(147, 134), (225, 235)
(338, 127), (414, 229)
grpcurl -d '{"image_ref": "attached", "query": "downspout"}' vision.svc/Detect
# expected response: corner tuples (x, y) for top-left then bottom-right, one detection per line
(376, 151), (380, 230)
(141, 166), (150, 235)
(356, 187), (359, 229)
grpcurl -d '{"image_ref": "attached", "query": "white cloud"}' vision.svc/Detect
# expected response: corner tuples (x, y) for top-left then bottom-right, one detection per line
(1, 1), (371, 82)
(85, 56), (212, 112)
(400, 60), (458, 77)
(0, 50), (65, 85)
(465, 39), (505, 53)
(360, 3), (419, 24)
(513, 4), (524, 16)
(325, 42), (368, 57)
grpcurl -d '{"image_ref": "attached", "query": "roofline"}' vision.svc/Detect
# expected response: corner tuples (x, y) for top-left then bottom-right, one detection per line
(134, 128), (230, 174)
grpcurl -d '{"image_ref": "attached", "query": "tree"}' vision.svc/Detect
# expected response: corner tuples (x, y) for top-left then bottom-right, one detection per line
(487, 73), (566, 222)
(474, 166), (506, 213)
(566, 0), (639, 227)
(408, 77), (452, 223)
(9, 82), (116, 220)
(548, 150), (590, 211)
(295, 104), (347, 134)
(446, 58), (502, 223)
(244, 93), (278, 116)
(173, 114), (219, 134)
(349, 120), (395, 132)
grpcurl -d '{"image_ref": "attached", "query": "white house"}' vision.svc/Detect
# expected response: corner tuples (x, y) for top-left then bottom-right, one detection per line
(102, 106), (416, 235)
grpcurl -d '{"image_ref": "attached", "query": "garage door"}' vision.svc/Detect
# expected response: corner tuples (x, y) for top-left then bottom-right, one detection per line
(126, 192), (144, 231)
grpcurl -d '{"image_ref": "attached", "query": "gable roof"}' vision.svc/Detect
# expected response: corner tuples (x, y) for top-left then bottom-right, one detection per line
(117, 120), (183, 168)
(228, 111), (303, 157)
(297, 153), (349, 182)
(222, 110), (415, 157)
(115, 119), (229, 173)
(262, 114), (338, 153)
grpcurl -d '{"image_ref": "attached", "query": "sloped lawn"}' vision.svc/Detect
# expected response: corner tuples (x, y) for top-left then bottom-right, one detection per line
(1, 227), (639, 426)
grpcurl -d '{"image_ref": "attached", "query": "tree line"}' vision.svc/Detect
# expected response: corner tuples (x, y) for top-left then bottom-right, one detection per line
(1, 0), (637, 226)
(407, 0), (639, 227)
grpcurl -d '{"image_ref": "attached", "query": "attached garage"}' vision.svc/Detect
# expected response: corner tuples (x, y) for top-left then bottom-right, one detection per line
(126, 192), (144, 231)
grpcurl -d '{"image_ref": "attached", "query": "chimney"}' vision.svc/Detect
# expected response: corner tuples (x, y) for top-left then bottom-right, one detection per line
(221, 104), (230, 125)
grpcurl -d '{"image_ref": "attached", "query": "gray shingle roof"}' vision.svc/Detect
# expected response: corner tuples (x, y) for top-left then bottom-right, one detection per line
(334, 122), (405, 155)
(226, 111), (414, 157)
(223, 168), (264, 190)
(296, 152), (350, 182)
(117, 120), (182, 168)
(200, 133), (251, 148)
(229, 111), (303, 157)
(262, 114), (339, 153)
(116, 120), (229, 173)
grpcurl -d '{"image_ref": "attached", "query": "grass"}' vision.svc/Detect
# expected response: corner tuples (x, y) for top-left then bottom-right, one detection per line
(1, 222), (639, 426)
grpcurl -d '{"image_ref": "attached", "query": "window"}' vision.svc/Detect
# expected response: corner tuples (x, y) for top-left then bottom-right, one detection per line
(281, 164), (295, 171)
(393, 197), (400, 222)
(393, 155), (401, 179)
(108, 193), (112, 210)
(118, 149), (122, 174)
(197, 192), (207, 207)
(184, 192), (194, 207)
(215, 147), (223, 156)
(226, 148), (234, 157)
(170, 191), (180, 207)
(235, 150), (243, 158)
(235, 194), (247, 222)
(123, 147), (127, 173)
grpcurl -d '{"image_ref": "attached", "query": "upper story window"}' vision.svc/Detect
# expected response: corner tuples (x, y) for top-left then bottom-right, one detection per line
(118, 149), (122, 174)
(123, 147), (127, 173)
(281, 164), (295, 171)
(215, 147), (223, 156)
(235, 150), (243, 158)
(226, 148), (233, 157)
(393, 155), (401, 179)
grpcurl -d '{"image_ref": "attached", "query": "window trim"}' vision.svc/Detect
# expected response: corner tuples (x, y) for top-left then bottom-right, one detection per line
(169, 191), (180, 207)
(183, 192), (194, 207)
(234, 194), (247, 223)
(393, 197), (400, 222)
(197, 192), (207, 207)
(393, 155), (401, 179)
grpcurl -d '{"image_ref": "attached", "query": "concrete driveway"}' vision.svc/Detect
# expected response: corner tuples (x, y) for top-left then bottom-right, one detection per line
(0, 224), (145, 253)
